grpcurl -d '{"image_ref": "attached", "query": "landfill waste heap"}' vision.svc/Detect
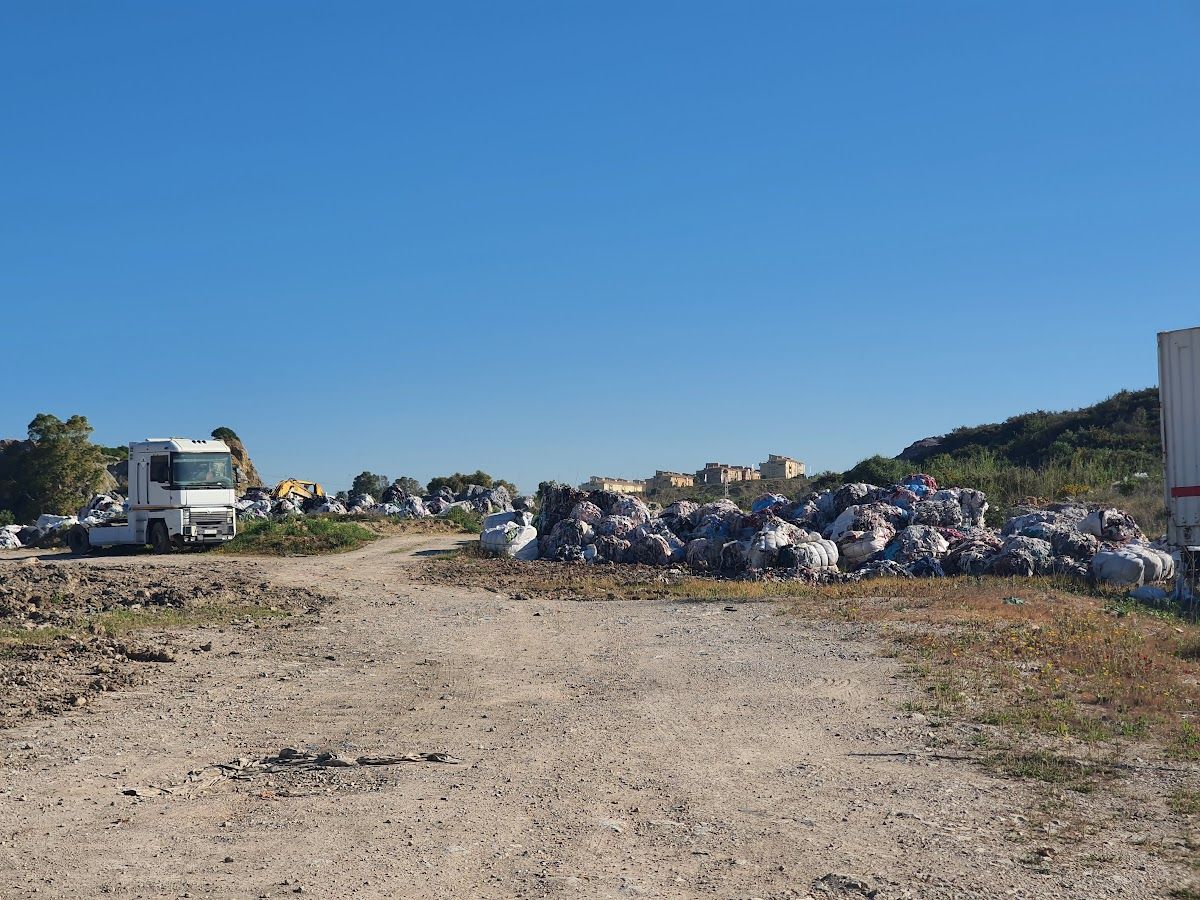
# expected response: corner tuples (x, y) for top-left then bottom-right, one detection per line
(236, 480), (523, 521)
(476, 474), (1176, 592)
(0, 480), (525, 552)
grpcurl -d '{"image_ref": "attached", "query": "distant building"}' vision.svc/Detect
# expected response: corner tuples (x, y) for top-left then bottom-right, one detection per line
(694, 462), (760, 486)
(759, 454), (806, 480)
(580, 475), (646, 494)
(645, 470), (694, 494)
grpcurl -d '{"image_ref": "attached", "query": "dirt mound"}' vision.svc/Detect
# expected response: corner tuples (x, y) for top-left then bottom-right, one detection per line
(0, 559), (325, 726)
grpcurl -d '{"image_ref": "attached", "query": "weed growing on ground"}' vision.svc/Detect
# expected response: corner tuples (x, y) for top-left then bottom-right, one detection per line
(981, 749), (1117, 792)
(442, 506), (483, 534)
(222, 515), (378, 556)
(0, 603), (292, 649)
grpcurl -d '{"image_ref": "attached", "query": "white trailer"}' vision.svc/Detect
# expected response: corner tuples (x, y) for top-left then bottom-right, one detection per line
(68, 438), (237, 554)
(1159, 327), (1200, 607)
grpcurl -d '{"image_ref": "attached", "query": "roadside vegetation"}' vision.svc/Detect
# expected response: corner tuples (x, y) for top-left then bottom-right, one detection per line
(221, 515), (380, 555)
(222, 510), (482, 556)
(442, 505), (483, 533)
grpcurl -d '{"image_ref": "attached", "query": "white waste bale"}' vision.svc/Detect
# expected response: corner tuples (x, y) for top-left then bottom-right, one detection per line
(1092, 551), (1145, 587)
(36, 514), (76, 532)
(1079, 508), (1143, 543)
(838, 530), (889, 568)
(0, 528), (22, 550)
(1092, 545), (1173, 587)
(929, 488), (989, 528)
(480, 523), (539, 560)
(747, 528), (792, 569)
(791, 539), (838, 570)
(747, 517), (810, 568)
(483, 510), (532, 530)
(400, 497), (429, 518)
(1129, 585), (1169, 603)
(826, 506), (860, 542)
(610, 496), (651, 525)
(1139, 545), (1175, 583)
(826, 503), (905, 541)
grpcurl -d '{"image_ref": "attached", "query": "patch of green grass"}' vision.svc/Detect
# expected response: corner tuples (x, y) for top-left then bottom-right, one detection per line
(982, 750), (1113, 792)
(1168, 887), (1200, 899)
(220, 515), (378, 556)
(92, 604), (290, 635)
(442, 506), (483, 534)
(1172, 723), (1200, 761)
(0, 625), (75, 647)
(1168, 786), (1200, 816)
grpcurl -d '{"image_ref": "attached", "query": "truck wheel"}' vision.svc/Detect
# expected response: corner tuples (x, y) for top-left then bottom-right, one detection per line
(149, 521), (172, 554)
(67, 525), (91, 555)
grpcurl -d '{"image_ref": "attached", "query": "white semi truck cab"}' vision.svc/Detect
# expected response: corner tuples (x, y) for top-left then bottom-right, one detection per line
(68, 438), (237, 554)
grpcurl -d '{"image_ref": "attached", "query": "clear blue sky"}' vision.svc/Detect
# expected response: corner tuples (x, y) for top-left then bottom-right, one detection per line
(2, 2), (1197, 493)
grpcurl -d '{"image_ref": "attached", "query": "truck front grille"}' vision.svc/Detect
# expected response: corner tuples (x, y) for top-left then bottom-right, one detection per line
(190, 513), (228, 529)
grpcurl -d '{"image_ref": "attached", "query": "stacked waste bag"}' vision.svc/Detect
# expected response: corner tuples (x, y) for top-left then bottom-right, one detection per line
(0, 492), (128, 550)
(475, 475), (1176, 590)
(233, 482), (523, 522)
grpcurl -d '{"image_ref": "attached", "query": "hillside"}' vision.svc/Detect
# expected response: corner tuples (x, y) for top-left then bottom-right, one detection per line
(832, 388), (1166, 532)
(896, 388), (1161, 470)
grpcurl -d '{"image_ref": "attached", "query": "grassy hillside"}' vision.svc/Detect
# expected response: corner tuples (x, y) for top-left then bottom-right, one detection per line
(897, 388), (1160, 470)
(843, 388), (1166, 532)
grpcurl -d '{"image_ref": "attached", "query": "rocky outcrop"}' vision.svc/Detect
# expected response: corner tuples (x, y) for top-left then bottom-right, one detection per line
(897, 437), (943, 462)
(212, 428), (262, 491)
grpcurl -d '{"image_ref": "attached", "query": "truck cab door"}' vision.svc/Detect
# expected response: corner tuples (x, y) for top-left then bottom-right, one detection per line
(148, 454), (171, 507)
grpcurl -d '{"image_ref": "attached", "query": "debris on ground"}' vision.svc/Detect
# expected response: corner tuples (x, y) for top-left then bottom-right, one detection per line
(471, 476), (1176, 590)
(0, 560), (326, 726)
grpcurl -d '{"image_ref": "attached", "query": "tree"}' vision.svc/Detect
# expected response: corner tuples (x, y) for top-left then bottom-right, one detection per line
(390, 476), (423, 496)
(842, 455), (907, 487)
(16, 414), (107, 520)
(427, 470), (517, 497)
(350, 471), (389, 499)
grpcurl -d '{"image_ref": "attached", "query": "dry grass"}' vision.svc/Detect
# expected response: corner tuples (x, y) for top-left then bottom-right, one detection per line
(653, 573), (1200, 754)
(680, 575), (1200, 755)
(0, 603), (292, 651)
(417, 556), (1200, 758)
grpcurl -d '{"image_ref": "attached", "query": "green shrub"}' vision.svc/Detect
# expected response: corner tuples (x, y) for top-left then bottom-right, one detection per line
(443, 506), (483, 534)
(222, 515), (377, 556)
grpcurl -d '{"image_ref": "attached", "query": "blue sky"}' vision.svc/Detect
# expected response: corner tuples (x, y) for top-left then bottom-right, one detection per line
(2, 2), (1197, 493)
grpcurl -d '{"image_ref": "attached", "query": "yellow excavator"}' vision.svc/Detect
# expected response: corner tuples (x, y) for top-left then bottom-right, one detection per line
(272, 479), (326, 502)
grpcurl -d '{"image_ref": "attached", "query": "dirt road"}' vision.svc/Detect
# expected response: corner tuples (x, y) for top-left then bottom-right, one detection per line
(0, 536), (1185, 898)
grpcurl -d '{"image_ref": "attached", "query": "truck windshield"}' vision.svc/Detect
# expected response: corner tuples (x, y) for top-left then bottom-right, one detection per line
(171, 452), (235, 488)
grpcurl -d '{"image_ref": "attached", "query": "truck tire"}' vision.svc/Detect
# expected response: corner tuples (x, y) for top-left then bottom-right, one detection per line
(149, 521), (172, 554)
(67, 524), (91, 555)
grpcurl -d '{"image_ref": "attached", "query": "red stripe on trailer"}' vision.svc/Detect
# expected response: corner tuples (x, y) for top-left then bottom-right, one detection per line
(1172, 486), (1200, 498)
